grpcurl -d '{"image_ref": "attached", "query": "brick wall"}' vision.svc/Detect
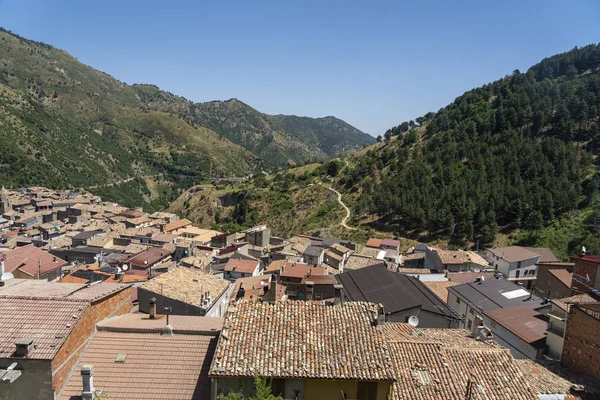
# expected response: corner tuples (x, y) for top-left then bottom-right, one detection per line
(51, 305), (96, 395)
(51, 287), (132, 395)
(571, 259), (599, 295)
(562, 305), (600, 383)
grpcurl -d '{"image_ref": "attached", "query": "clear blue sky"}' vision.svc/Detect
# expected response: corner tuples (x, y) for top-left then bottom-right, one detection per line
(0, 0), (599, 135)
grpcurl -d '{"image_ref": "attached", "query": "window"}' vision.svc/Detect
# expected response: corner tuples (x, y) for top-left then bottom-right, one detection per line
(467, 320), (472, 330)
(469, 308), (474, 315)
(515, 270), (520, 278)
(517, 261), (522, 268)
(456, 297), (461, 304)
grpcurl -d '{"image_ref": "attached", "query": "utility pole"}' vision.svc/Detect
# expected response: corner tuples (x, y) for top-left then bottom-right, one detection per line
(37, 259), (41, 280)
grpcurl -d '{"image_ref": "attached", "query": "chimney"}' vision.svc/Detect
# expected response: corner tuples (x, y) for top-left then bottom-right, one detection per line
(333, 284), (343, 306)
(149, 297), (157, 319)
(15, 338), (34, 357)
(237, 282), (246, 299)
(263, 280), (277, 303)
(81, 365), (96, 400)
(375, 304), (385, 326)
(305, 281), (314, 301)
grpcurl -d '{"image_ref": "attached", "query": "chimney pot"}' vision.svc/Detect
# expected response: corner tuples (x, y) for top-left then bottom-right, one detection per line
(305, 281), (314, 301)
(15, 338), (34, 357)
(333, 284), (343, 306)
(149, 297), (157, 319)
(81, 364), (96, 400)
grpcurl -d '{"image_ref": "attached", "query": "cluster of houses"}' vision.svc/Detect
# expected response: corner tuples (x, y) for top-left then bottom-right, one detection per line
(0, 186), (599, 399)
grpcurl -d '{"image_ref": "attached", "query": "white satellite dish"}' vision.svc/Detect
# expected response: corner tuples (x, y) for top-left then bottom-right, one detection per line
(582, 246), (587, 254)
(408, 315), (419, 327)
(122, 264), (129, 271)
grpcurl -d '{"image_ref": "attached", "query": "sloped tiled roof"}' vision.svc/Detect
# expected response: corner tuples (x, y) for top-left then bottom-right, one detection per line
(1, 244), (66, 276)
(210, 301), (396, 381)
(0, 298), (89, 359)
(224, 258), (260, 273)
(59, 331), (217, 400)
(164, 218), (192, 232)
(0, 279), (130, 302)
(139, 267), (229, 307)
(484, 305), (547, 346)
(384, 323), (537, 399)
(548, 268), (573, 288)
(515, 359), (575, 395)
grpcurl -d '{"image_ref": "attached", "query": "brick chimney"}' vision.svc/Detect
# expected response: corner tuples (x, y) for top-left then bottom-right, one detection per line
(305, 281), (314, 301)
(149, 297), (157, 319)
(81, 365), (97, 400)
(15, 338), (34, 357)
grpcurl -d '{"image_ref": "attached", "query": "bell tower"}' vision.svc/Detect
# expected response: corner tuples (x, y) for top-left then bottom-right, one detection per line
(0, 187), (11, 214)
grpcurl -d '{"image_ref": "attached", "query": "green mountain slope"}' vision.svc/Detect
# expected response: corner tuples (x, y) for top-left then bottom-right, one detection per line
(133, 87), (375, 166)
(0, 28), (260, 208)
(0, 28), (370, 208)
(171, 45), (600, 258)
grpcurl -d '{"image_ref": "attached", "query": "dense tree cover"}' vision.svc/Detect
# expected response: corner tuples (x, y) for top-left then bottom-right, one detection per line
(349, 44), (600, 243)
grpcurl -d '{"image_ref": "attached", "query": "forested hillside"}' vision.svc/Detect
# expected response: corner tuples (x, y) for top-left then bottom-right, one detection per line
(345, 44), (600, 250)
(0, 28), (369, 209)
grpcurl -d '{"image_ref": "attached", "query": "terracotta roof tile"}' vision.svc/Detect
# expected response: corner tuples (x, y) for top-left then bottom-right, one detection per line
(59, 332), (217, 400)
(1, 245), (66, 276)
(138, 268), (229, 307)
(366, 238), (383, 248)
(224, 258), (260, 273)
(515, 359), (575, 395)
(164, 218), (192, 233)
(384, 323), (538, 399)
(548, 268), (573, 288)
(210, 301), (396, 381)
(0, 279), (130, 302)
(280, 262), (325, 279)
(0, 298), (88, 359)
(422, 281), (459, 303)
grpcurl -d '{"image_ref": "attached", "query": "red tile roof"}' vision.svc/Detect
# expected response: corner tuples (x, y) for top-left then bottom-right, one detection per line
(365, 238), (383, 248)
(59, 331), (217, 400)
(280, 262), (325, 279)
(164, 218), (192, 233)
(484, 305), (548, 345)
(382, 238), (400, 248)
(224, 258), (260, 274)
(548, 269), (573, 288)
(446, 272), (495, 284)
(570, 254), (600, 263)
(1, 245), (66, 277)
(0, 298), (89, 359)
(125, 247), (172, 269)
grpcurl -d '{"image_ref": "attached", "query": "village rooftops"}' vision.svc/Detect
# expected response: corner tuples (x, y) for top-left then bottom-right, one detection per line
(365, 238), (383, 248)
(552, 293), (596, 311)
(59, 328), (218, 400)
(484, 305), (548, 347)
(280, 262), (326, 279)
(0, 278), (131, 303)
(570, 254), (600, 263)
(383, 322), (538, 400)
(1, 244), (67, 277)
(548, 268), (573, 288)
(488, 246), (541, 263)
(336, 264), (460, 319)
(448, 277), (547, 312)
(224, 258), (260, 274)
(164, 218), (192, 232)
(97, 312), (224, 335)
(0, 297), (89, 360)
(445, 271), (495, 284)
(210, 301), (396, 381)
(432, 247), (488, 266)
(138, 267), (229, 307)
(125, 247), (172, 269)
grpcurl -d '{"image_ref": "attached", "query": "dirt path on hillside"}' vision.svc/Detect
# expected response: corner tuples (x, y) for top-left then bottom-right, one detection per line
(325, 185), (356, 230)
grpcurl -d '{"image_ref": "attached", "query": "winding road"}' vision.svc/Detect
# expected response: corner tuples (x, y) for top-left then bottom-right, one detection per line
(325, 185), (356, 230)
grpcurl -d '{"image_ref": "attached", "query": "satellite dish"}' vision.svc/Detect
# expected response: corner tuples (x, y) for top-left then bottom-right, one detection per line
(122, 264), (129, 271)
(582, 246), (587, 254)
(408, 315), (419, 327)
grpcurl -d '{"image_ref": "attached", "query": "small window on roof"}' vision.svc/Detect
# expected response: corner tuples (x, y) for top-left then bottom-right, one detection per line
(115, 353), (127, 363)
